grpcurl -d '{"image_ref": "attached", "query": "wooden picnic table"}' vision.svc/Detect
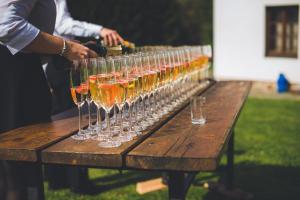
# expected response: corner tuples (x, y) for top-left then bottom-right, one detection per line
(0, 80), (251, 200)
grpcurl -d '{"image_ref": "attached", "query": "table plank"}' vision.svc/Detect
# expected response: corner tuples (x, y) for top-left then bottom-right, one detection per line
(126, 81), (251, 172)
(0, 115), (89, 162)
(41, 82), (215, 168)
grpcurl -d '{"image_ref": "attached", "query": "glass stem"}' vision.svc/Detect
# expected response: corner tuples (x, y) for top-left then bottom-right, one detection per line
(134, 101), (138, 123)
(119, 106), (123, 135)
(165, 86), (170, 104)
(87, 101), (91, 128)
(142, 97), (146, 118)
(78, 105), (82, 133)
(113, 106), (116, 125)
(151, 93), (154, 112)
(161, 88), (165, 106)
(153, 91), (158, 111)
(147, 95), (151, 114)
(106, 111), (111, 137)
(97, 107), (101, 131)
(170, 85), (174, 103)
(129, 103), (132, 131)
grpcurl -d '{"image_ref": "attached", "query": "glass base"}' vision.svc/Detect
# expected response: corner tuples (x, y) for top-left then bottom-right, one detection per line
(112, 126), (121, 136)
(140, 119), (154, 130)
(88, 123), (98, 130)
(192, 118), (206, 125)
(151, 112), (161, 121)
(122, 121), (130, 129)
(82, 129), (97, 136)
(91, 134), (107, 141)
(155, 110), (165, 118)
(132, 129), (142, 136)
(71, 132), (91, 140)
(117, 134), (133, 143)
(98, 140), (121, 148)
(126, 128), (142, 138)
(132, 125), (143, 132)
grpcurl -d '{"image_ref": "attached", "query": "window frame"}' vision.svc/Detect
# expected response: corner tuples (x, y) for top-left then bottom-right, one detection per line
(265, 5), (299, 58)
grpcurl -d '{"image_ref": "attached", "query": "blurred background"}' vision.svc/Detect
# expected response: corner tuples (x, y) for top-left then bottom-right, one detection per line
(67, 0), (212, 45)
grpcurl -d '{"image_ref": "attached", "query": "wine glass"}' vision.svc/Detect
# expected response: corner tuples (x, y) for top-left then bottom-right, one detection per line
(89, 57), (106, 141)
(131, 54), (144, 132)
(70, 60), (90, 140)
(97, 57), (121, 148)
(140, 53), (155, 129)
(174, 49), (185, 105)
(148, 53), (161, 121)
(163, 51), (174, 113)
(203, 45), (212, 83)
(155, 52), (168, 117)
(113, 56), (133, 143)
(124, 55), (142, 137)
(169, 50), (180, 107)
(84, 58), (99, 135)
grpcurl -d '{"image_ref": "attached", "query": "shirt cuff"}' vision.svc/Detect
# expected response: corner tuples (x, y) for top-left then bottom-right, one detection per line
(84, 23), (102, 38)
(6, 23), (40, 55)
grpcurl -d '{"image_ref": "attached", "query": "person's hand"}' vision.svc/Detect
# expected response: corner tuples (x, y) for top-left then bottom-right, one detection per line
(100, 27), (124, 46)
(63, 40), (97, 61)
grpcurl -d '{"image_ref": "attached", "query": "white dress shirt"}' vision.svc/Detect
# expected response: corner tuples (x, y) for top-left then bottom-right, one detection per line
(54, 0), (102, 39)
(0, 0), (56, 55)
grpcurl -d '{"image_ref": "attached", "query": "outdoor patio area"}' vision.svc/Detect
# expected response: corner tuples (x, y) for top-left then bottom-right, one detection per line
(0, 0), (299, 200)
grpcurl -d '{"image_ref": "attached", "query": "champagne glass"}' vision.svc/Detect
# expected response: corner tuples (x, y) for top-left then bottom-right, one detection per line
(174, 49), (185, 105)
(70, 60), (90, 140)
(169, 50), (180, 107)
(84, 58), (98, 135)
(179, 48), (190, 100)
(90, 58), (106, 141)
(113, 56), (133, 142)
(134, 54), (148, 130)
(163, 51), (174, 113)
(97, 57), (121, 148)
(148, 53), (161, 121)
(203, 45), (212, 83)
(125, 55), (142, 137)
(140, 53), (155, 129)
(156, 52), (168, 117)
(131, 54), (144, 132)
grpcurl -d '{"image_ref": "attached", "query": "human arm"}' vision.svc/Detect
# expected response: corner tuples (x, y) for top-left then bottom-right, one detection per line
(55, 0), (124, 46)
(0, 0), (97, 60)
(100, 27), (124, 47)
(24, 32), (97, 60)
(0, 0), (40, 55)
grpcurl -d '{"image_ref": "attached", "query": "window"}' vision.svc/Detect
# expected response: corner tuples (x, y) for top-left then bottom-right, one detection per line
(266, 6), (299, 58)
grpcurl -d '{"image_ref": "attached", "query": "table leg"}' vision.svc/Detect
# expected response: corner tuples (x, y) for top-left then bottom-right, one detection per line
(3, 161), (44, 200)
(168, 171), (185, 200)
(67, 166), (89, 193)
(24, 162), (45, 200)
(226, 130), (234, 189)
(168, 172), (197, 200)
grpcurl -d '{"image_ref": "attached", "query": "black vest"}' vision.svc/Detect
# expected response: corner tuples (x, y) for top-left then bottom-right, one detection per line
(0, 46), (51, 133)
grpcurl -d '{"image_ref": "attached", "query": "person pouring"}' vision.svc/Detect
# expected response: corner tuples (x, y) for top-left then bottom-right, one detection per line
(0, 0), (97, 199)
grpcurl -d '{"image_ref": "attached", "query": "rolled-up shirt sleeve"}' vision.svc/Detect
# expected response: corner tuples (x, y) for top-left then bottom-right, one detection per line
(55, 0), (102, 38)
(0, 0), (40, 55)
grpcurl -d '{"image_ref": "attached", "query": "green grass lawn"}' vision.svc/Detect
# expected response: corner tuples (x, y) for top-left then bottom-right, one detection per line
(45, 98), (300, 200)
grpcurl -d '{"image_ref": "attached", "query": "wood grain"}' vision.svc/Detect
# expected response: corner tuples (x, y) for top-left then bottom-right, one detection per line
(0, 115), (90, 162)
(126, 81), (251, 172)
(41, 82), (215, 168)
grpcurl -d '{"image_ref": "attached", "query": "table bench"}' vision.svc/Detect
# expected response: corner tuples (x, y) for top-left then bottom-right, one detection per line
(0, 80), (251, 200)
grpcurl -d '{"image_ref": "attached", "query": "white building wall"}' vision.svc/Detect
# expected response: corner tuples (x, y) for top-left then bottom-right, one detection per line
(214, 0), (300, 83)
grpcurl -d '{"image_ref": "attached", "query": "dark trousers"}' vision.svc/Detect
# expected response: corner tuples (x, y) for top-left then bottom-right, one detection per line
(0, 46), (52, 200)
